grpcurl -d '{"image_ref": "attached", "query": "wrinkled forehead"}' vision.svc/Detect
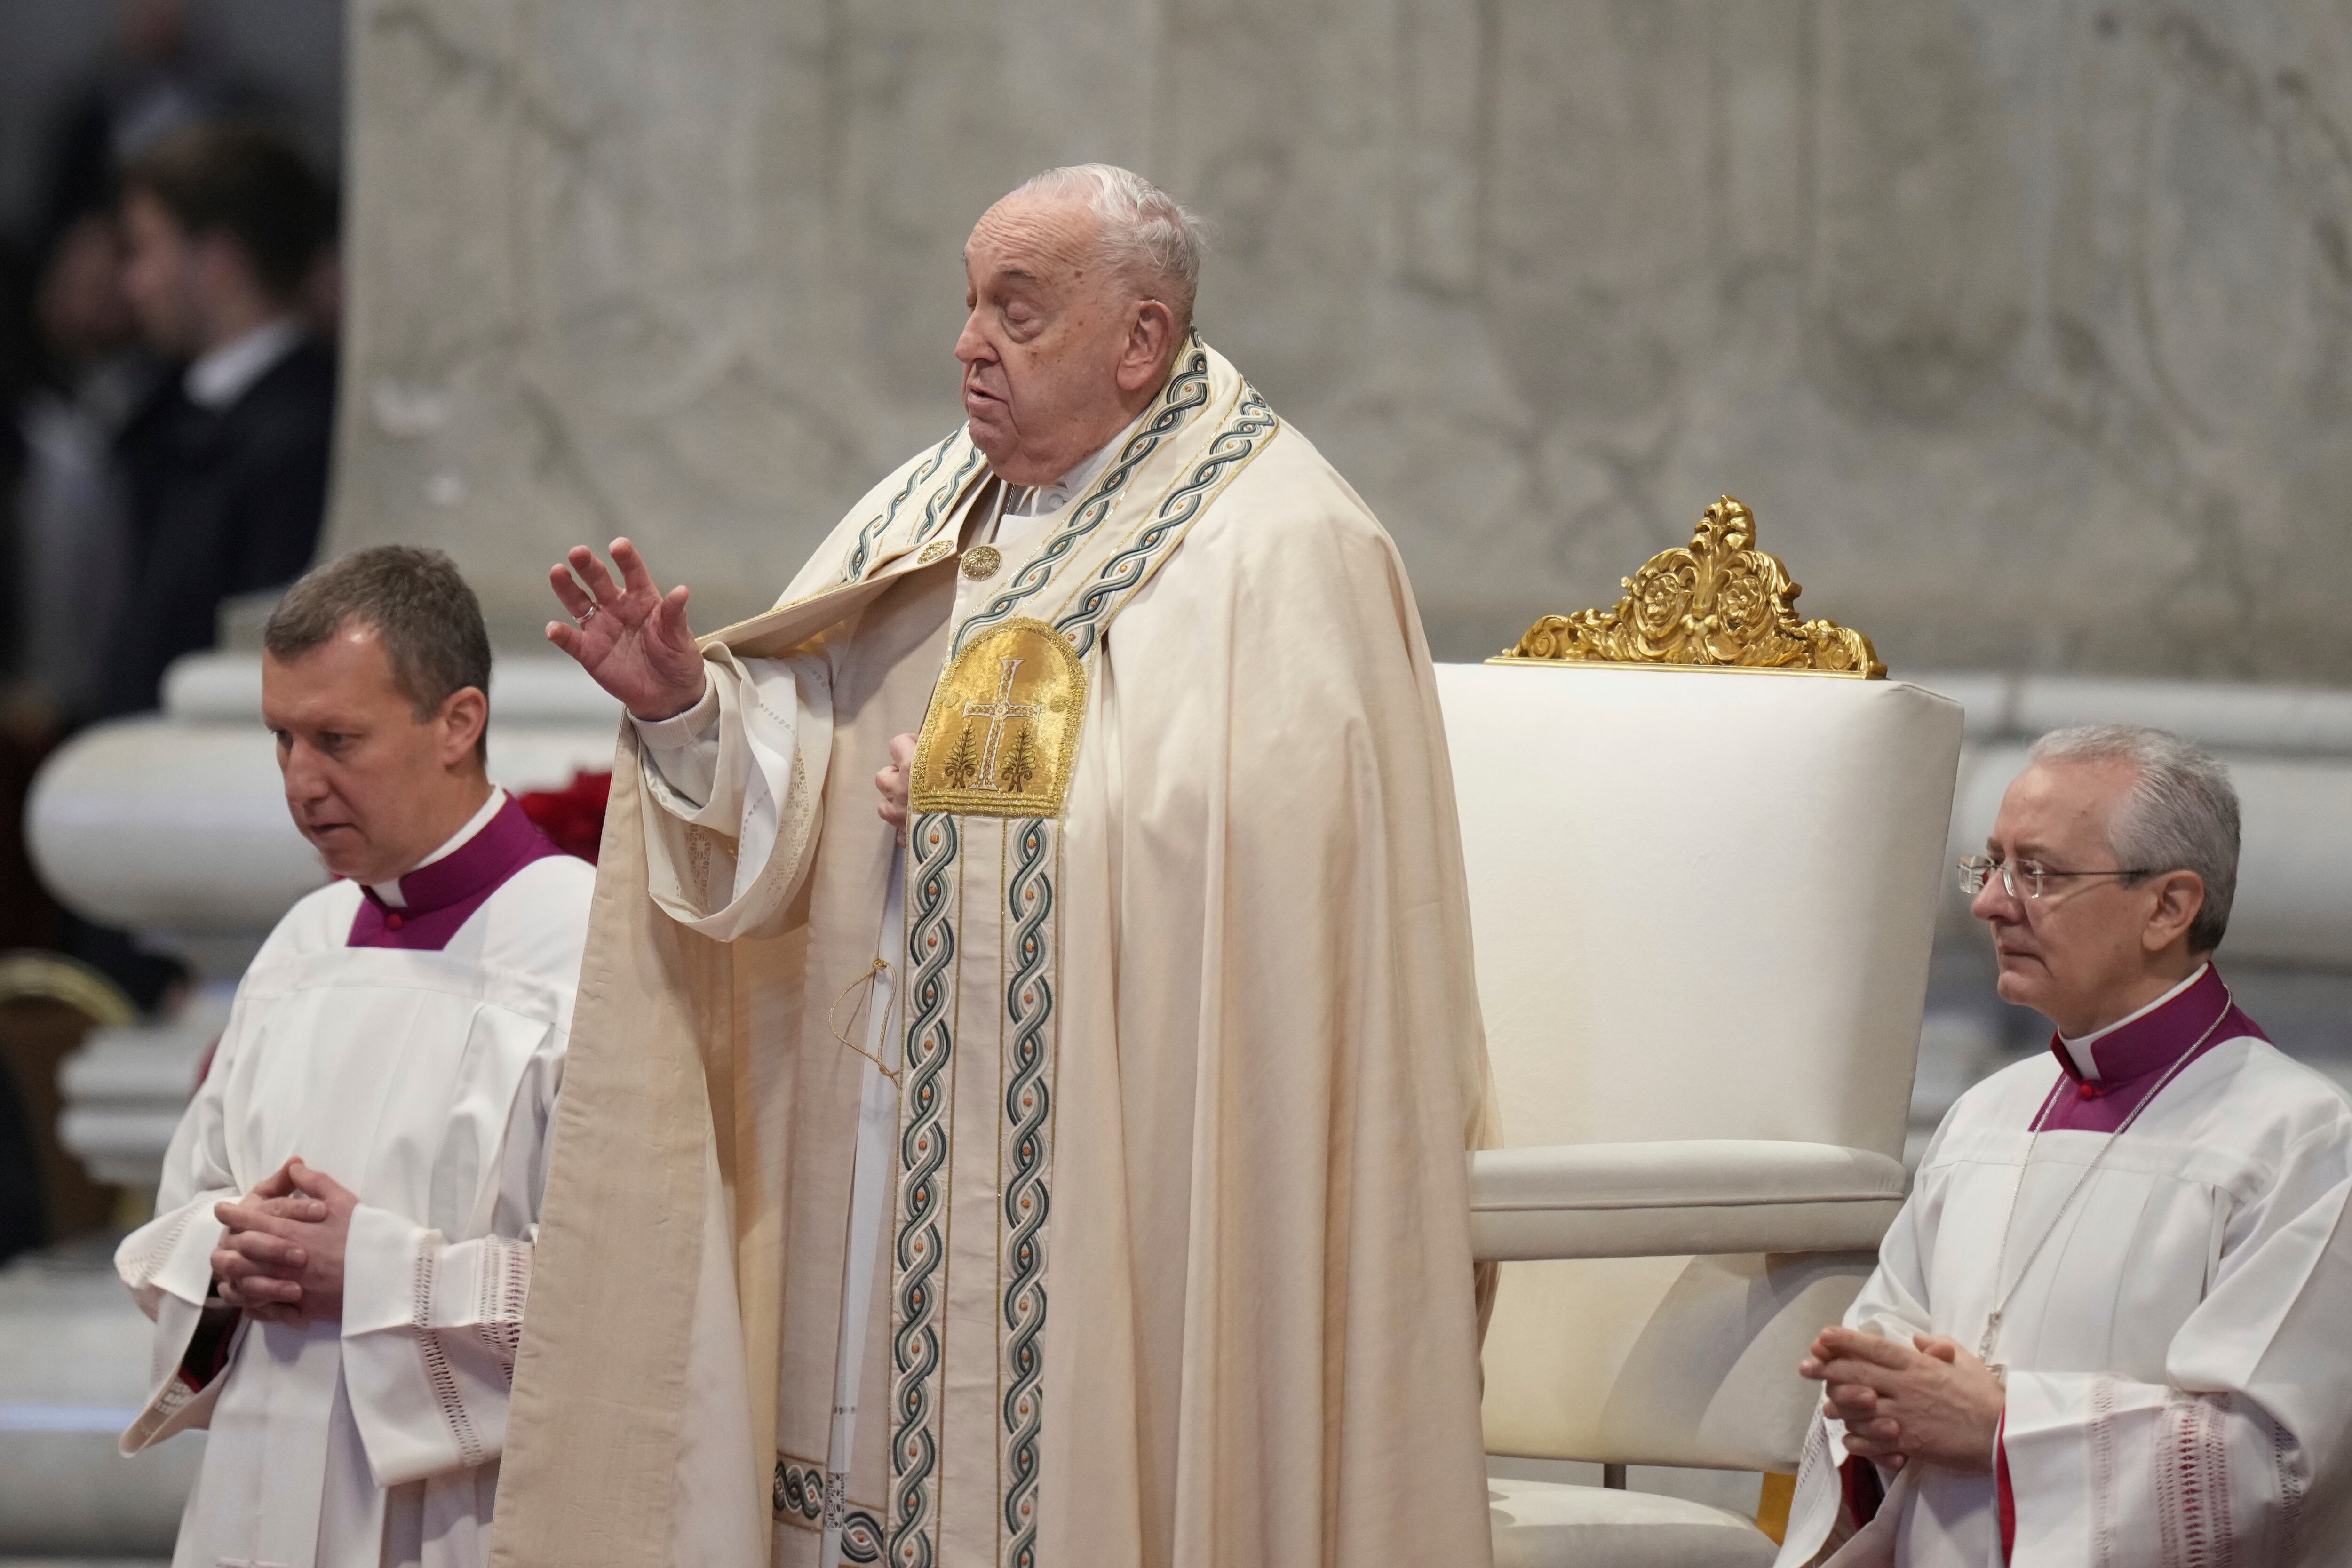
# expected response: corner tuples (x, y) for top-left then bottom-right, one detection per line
(963, 193), (1107, 289)
(1994, 756), (2133, 854)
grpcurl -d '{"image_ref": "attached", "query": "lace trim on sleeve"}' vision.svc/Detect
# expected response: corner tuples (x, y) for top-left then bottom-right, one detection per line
(2156, 1390), (2233, 1568)
(2090, 1373), (2118, 1568)
(473, 1234), (531, 1372)
(414, 1243), (486, 1467)
(119, 1202), (206, 1291)
(2271, 1412), (2306, 1545)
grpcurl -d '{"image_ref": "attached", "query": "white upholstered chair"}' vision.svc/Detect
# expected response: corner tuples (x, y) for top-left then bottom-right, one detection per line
(1436, 631), (1962, 1566)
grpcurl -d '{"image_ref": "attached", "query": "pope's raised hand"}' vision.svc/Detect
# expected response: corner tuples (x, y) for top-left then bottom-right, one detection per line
(546, 538), (708, 722)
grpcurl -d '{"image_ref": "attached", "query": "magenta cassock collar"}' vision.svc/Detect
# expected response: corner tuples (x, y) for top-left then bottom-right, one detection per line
(347, 795), (569, 952)
(2036, 964), (2267, 1132)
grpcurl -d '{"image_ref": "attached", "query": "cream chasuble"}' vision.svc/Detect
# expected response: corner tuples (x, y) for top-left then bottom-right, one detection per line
(492, 341), (1498, 1568)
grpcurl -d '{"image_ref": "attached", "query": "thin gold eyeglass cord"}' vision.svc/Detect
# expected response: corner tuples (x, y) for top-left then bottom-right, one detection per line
(827, 958), (902, 1086)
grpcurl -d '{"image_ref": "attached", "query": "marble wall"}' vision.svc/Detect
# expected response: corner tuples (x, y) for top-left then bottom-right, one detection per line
(326, 0), (2352, 676)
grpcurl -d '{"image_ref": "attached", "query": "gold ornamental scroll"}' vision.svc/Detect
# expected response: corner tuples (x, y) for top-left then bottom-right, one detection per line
(909, 617), (1089, 818)
(1494, 496), (1885, 678)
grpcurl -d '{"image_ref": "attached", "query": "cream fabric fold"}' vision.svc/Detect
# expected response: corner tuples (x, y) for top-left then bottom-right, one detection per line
(636, 645), (834, 939)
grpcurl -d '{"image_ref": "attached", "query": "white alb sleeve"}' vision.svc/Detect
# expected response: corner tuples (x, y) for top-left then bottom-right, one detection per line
(635, 645), (834, 941)
(2000, 1126), (2352, 1566)
(338, 1031), (561, 1487)
(339, 1207), (533, 1486)
(1775, 1151), (1939, 1568)
(114, 997), (252, 1454)
(630, 679), (722, 807)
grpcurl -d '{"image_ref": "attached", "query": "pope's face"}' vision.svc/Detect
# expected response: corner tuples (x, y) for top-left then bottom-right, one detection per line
(262, 621), (484, 886)
(1971, 758), (2175, 1033)
(956, 194), (1147, 486)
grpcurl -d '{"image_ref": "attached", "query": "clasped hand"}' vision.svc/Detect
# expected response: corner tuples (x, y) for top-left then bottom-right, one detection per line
(210, 1158), (358, 1325)
(1799, 1325), (2006, 1475)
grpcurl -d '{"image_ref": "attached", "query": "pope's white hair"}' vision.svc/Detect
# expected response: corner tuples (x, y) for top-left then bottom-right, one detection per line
(1009, 163), (1206, 330)
(2029, 723), (2240, 953)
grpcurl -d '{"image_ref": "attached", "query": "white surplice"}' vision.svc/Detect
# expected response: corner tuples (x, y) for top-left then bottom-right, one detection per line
(1777, 1025), (2352, 1567)
(115, 819), (595, 1568)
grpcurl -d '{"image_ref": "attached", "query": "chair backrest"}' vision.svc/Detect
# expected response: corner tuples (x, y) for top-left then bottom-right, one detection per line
(1437, 662), (1962, 1470)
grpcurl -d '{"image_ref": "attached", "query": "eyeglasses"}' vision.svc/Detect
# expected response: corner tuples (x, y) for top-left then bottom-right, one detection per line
(1957, 856), (2155, 901)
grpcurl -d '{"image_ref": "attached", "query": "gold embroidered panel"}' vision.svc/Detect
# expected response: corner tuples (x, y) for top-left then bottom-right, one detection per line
(1494, 496), (1885, 678)
(910, 619), (1089, 818)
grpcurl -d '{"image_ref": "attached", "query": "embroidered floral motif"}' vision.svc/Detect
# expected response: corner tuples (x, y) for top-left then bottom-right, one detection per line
(909, 623), (1088, 820)
(685, 826), (715, 907)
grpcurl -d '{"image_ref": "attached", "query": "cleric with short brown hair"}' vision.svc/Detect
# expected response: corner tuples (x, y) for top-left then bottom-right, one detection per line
(114, 547), (595, 1568)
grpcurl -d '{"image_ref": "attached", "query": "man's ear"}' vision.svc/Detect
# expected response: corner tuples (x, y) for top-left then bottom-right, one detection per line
(2142, 869), (2206, 954)
(1118, 300), (1178, 392)
(438, 686), (489, 768)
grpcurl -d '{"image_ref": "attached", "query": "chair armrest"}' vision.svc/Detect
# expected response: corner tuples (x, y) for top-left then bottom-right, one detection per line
(1468, 1140), (1907, 1262)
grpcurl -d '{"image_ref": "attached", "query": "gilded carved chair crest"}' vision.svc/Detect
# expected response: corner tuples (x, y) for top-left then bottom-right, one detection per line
(1494, 496), (1884, 678)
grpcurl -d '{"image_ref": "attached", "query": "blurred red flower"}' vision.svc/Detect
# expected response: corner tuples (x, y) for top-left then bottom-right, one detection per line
(516, 770), (612, 864)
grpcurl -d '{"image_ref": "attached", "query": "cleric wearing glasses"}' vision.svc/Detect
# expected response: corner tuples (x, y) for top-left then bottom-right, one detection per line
(1775, 724), (2352, 1567)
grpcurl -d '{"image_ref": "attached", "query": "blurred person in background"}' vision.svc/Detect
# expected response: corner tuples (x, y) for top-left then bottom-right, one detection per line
(17, 212), (151, 731)
(0, 214), (159, 1011)
(32, 0), (261, 253)
(103, 120), (337, 720)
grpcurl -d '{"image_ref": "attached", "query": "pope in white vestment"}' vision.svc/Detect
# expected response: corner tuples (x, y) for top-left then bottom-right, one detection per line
(498, 169), (1495, 1568)
(118, 789), (592, 1568)
(1779, 969), (2352, 1563)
